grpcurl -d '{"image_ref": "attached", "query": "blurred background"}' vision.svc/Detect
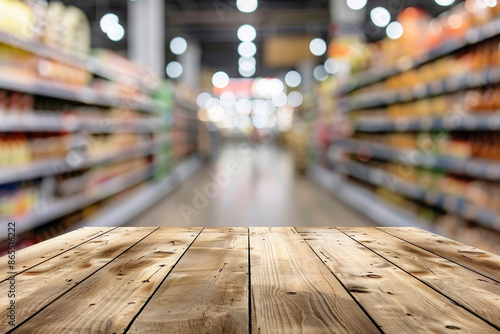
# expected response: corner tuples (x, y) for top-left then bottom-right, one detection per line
(1, 0), (500, 254)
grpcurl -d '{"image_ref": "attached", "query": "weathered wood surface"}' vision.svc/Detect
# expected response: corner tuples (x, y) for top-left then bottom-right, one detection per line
(9, 227), (201, 334)
(128, 227), (249, 333)
(1, 227), (498, 333)
(0, 227), (115, 282)
(0, 227), (157, 332)
(250, 227), (380, 334)
(338, 227), (500, 330)
(378, 227), (500, 282)
(297, 227), (499, 333)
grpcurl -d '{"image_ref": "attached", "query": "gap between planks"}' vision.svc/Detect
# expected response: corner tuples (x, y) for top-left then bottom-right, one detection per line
(297, 227), (500, 333)
(337, 227), (500, 331)
(0, 227), (117, 283)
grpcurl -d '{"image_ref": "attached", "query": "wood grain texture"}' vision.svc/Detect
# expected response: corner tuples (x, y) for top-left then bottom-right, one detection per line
(297, 227), (499, 334)
(1, 227), (156, 333)
(378, 227), (500, 282)
(250, 227), (380, 334)
(10, 227), (201, 334)
(128, 229), (249, 333)
(0, 227), (115, 282)
(339, 227), (500, 329)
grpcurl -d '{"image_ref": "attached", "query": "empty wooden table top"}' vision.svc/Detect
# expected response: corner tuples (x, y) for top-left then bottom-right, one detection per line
(1, 226), (500, 333)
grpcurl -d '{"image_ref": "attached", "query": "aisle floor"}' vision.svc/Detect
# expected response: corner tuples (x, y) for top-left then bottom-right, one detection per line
(128, 141), (374, 228)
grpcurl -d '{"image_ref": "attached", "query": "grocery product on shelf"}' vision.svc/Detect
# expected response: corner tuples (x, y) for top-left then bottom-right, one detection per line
(0, 1), (208, 253)
(315, 2), (500, 253)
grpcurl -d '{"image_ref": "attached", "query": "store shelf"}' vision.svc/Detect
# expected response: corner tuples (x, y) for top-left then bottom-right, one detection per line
(333, 138), (500, 181)
(333, 159), (500, 232)
(347, 67), (500, 111)
(0, 31), (156, 91)
(0, 138), (167, 185)
(71, 154), (202, 229)
(0, 75), (159, 113)
(0, 164), (154, 240)
(340, 16), (500, 93)
(309, 164), (432, 230)
(0, 31), (87, 69)
(355, 113), (500, 132)
(0, 118), (163, 133)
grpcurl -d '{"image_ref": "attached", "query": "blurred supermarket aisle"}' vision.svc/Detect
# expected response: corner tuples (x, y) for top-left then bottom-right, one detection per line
(128, 140), (373, 228)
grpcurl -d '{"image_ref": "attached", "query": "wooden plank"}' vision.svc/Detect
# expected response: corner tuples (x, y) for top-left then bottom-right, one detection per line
(338, 227), (500, 330)
(0, 227), (115, 282)
(10, 227), (202, 333)
(127, 229), (249, 333)
(250, 227), (380, 334)
(378, 227), (500, 282)
(202, 227), (248, 233)
(0, 227), (156, 333)
(297, 227), (499, 333)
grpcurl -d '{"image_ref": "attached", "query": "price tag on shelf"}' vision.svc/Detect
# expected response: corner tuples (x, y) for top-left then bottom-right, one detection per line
(486, 165), (500, 181)
(463, 117), (478, 130)
(445, 76), (460, 92)
(465, 161), (483, 177)
(420, 154), (437, 168)
(412, 84), (427, 99)
(487, 115), (500, 130)
(424, 192), (439, 205)
(384, 91), (397, 104)
(394, 120), (410, 131)
(443, 197), (458, 213)
(429, 81), (443, 95)
(419, 118), (433, 131)
(469, 72), (487, 87)
(462, 203), (479, 221)
(369, 170), (385, 186)
(465, 27), (481, 44)
(399, 89), (413, 102)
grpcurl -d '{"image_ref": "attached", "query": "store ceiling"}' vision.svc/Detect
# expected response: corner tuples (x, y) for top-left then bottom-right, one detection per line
(66, 0), (462, 78)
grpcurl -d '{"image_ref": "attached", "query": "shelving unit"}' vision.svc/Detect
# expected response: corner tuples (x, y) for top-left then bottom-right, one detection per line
(355, 113), (500, 132)
(333, 138), (500, 181)
(340, 16), (500, 94)
(345, 67), (500, 111)
(331, 159), (500, 232)
(0, 8), (206, 249)
(309, 164), (431, 230)
(313, 3), (500, 251)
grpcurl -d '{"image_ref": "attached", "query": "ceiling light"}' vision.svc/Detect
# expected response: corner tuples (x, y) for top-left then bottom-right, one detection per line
(220, 92), (236, 107)
(212, 71), (230, 88)
(166, 61), (183, 78)
(346, 0), (367, 10)
(196, 92), (212, 108)
(237, 24), (257, 42)
(309, 38), (327, 56)
(236, 99), (252, 114)
(288, 91), (303, 107)
(170, 37), (187, 55)
(272, 92), (287, 107)
(434, 0), (455, 6)
(285, 71), (301, 87)
(238, 42), (257, 57)
(107, 24), (125, 41)
(386, 21), (404, 39)
(239, 67), (256, 77)
(324, 58), (340, 74)
(236, 0), (258, 13)
(313, 65), (328, 81)
(370, 7), (391, 28)
(100, 13), (119, 33)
